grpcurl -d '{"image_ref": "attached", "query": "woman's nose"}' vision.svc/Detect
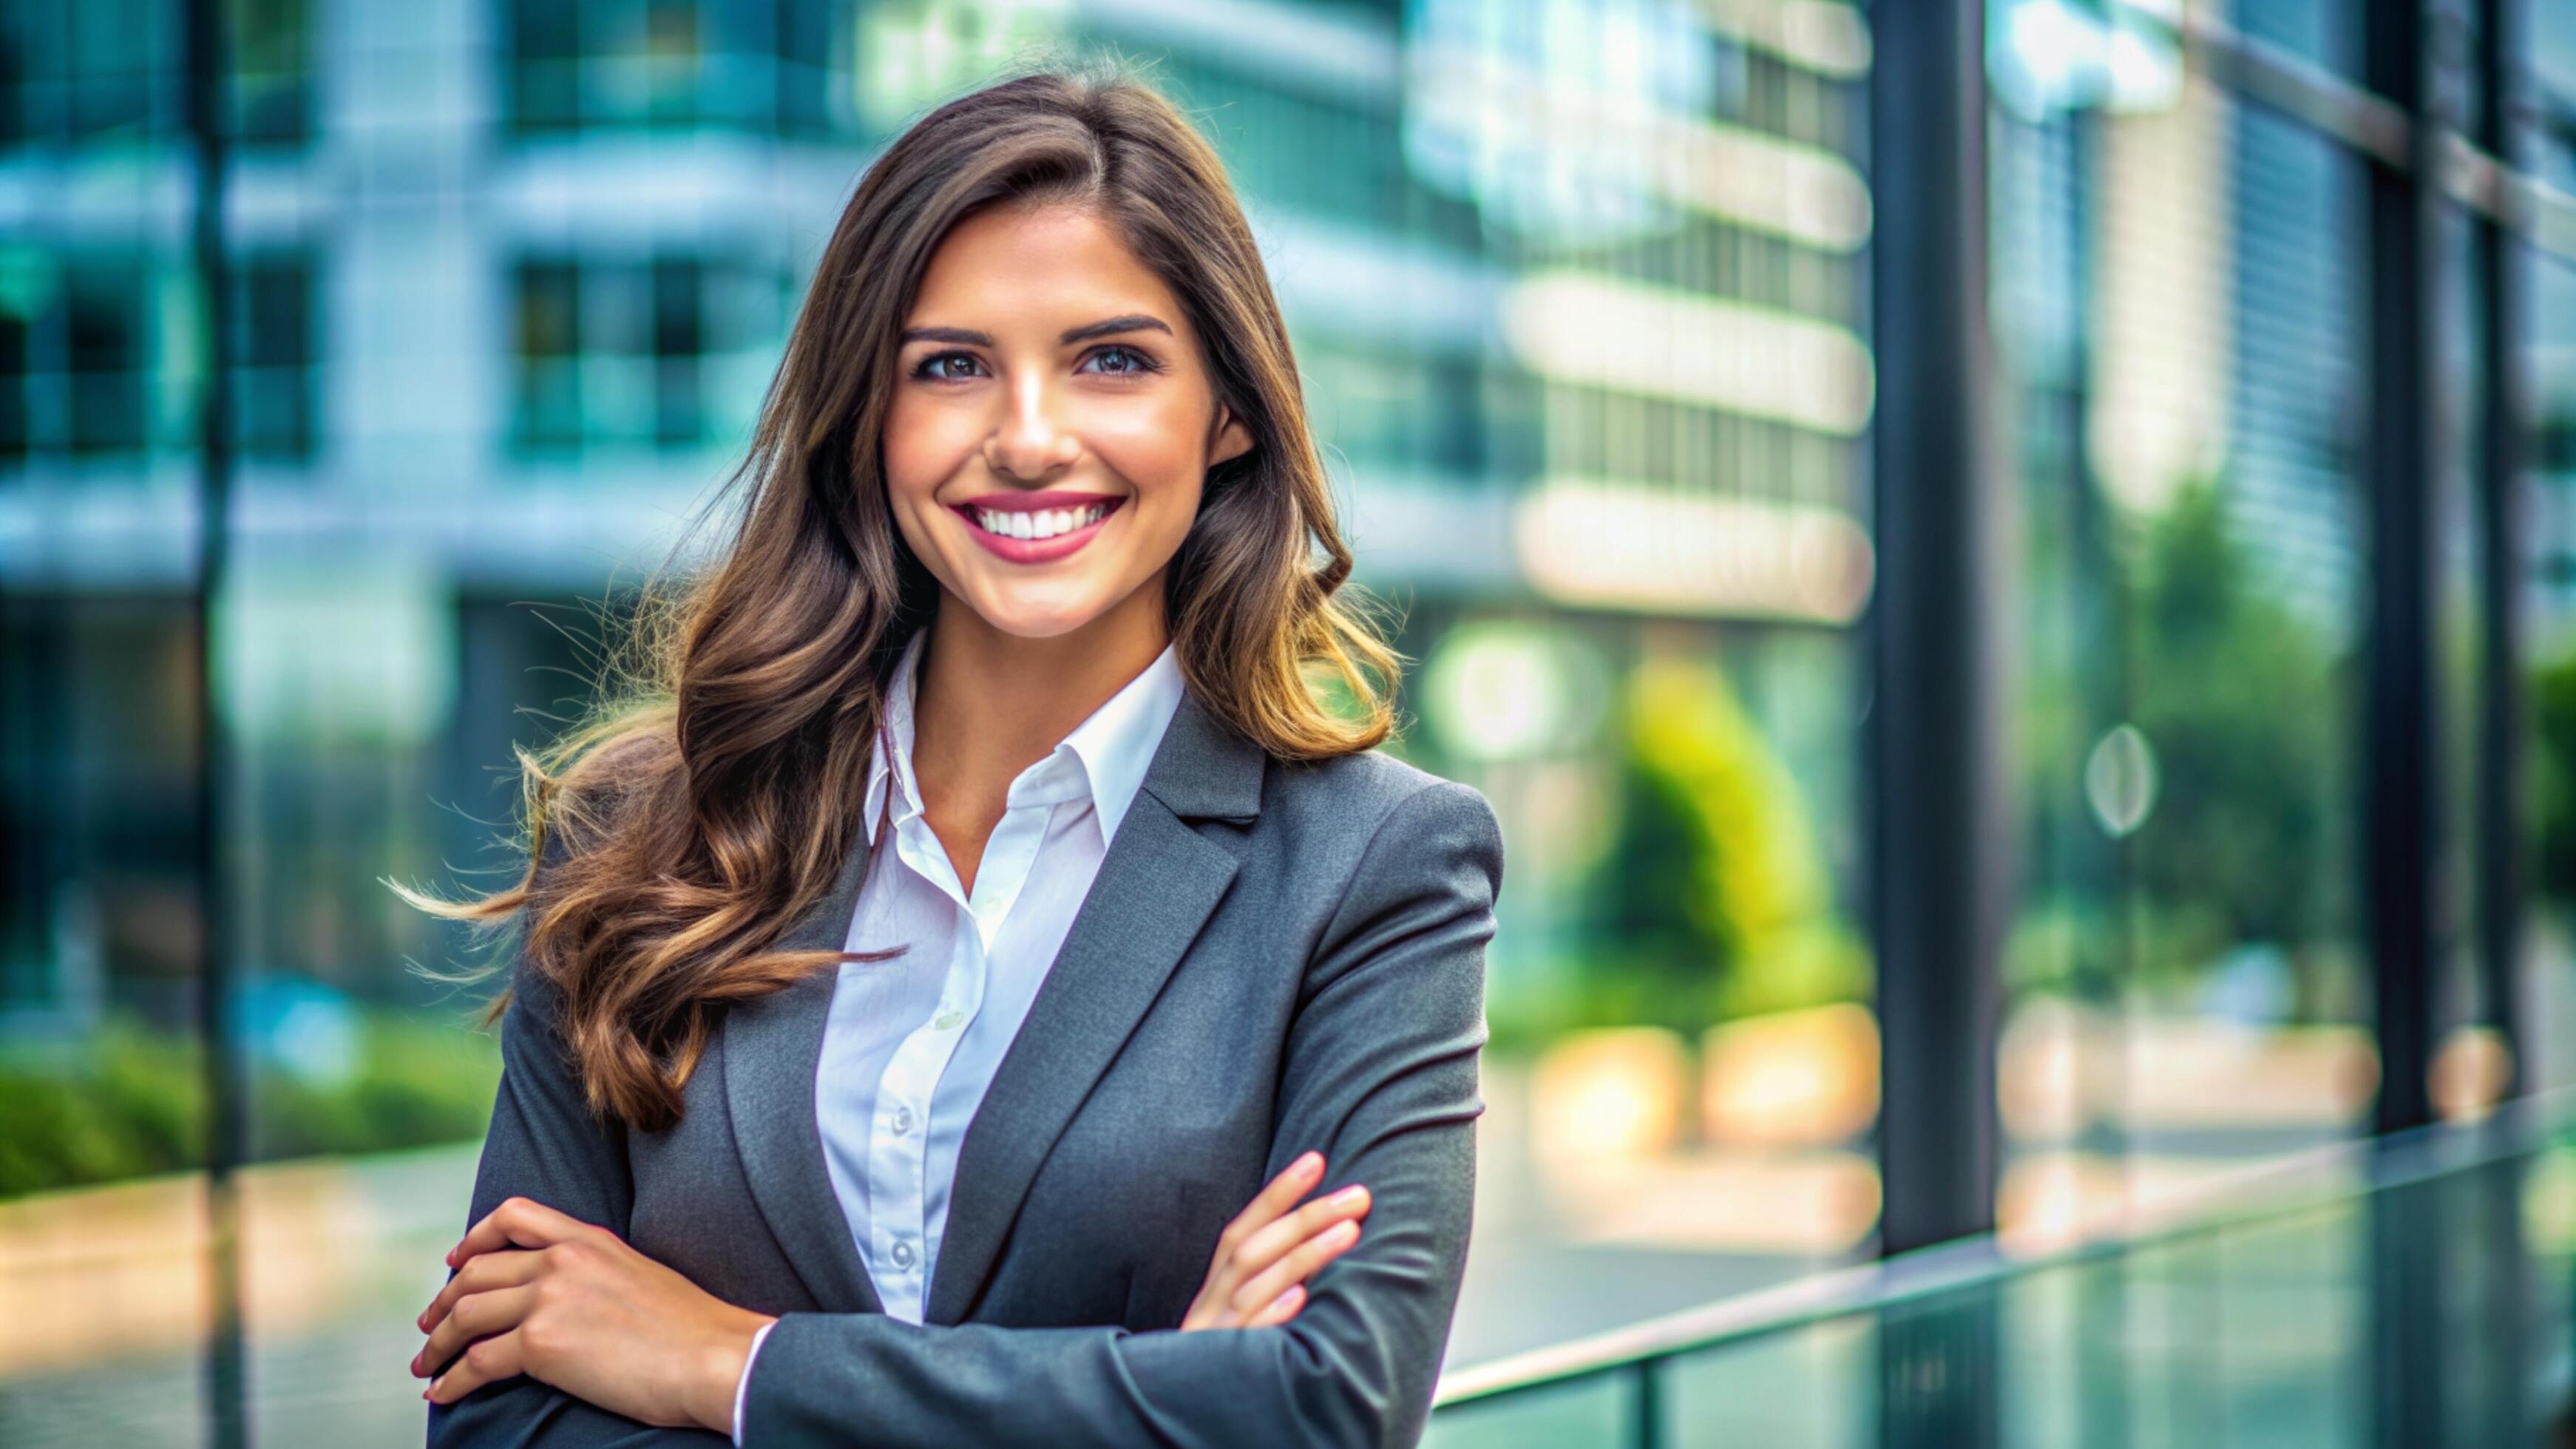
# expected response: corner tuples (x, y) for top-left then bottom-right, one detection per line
(984, 375), (1082, 479)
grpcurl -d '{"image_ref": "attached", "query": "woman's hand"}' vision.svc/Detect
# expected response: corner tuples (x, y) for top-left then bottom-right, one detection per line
(410, 1195), (775, 1433)
(1179, 1150), (1370, 1331)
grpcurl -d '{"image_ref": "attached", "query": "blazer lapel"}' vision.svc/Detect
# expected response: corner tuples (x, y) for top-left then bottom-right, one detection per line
(923, 687), (1267, 1326)
(722, 824), (886, 1315)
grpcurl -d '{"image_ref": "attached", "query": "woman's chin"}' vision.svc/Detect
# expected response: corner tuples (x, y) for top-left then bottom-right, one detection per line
(956, 587), (1122, 642)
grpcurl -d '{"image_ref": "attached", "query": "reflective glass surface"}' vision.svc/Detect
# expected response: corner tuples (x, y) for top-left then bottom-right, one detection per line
(1426, 1093), (2576, 1447)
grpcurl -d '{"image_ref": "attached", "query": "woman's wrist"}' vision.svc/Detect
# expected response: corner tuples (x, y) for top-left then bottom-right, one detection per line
(696, 1308), (780, 1436)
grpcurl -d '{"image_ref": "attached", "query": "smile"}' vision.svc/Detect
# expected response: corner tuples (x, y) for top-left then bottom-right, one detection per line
(951, 494), (1127, 563)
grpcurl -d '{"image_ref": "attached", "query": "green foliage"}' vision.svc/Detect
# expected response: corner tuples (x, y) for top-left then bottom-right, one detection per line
(2118, 478), (2353, 1001)
(0, 1006), (501, 1200)
(0, 1019), (205, 1195)
(2537, 648), (2576, 905)
(1575, 656), (1870, 1034)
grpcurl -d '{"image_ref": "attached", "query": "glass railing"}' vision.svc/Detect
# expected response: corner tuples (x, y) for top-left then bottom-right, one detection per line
(1426, 1088), (2576, 1448)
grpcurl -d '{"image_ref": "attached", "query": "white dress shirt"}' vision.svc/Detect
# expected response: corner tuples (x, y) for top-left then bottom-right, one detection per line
(732, 625), (1187, 1444)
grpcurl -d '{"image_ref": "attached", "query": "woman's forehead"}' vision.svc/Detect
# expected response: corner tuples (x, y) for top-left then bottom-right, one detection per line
(906, 205), (1184, 333)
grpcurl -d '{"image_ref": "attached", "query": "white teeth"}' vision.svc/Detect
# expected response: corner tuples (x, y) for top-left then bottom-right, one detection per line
(974, 502), (1110, 541)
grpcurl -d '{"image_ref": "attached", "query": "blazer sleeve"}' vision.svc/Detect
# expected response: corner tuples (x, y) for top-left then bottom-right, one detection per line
(738, 777), (1505, 1449)
(426, 829), (728, 1448)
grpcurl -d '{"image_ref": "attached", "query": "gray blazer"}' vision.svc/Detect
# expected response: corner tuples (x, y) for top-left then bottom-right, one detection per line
(425, 686), (1505, 1448)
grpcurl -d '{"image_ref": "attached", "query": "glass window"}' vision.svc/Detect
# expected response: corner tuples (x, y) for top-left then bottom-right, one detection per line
(2524, 0), (2576, 192)
(1991, 52), (2374, 1252)
(1367, 0), (1878, 1368)
(503, 0), (853, 138)
(229, 0), (313, 144)
(229, 253), (318, 460)
(0, 0), (305, 148)
(509, 252), (784, 458)
(2522, 245), (2576, 1090)
(65, 257), (149, 455)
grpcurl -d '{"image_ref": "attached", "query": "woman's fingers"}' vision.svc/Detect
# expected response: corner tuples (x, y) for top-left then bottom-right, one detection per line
(1229, 1216), (1362, 1319)
(416, 1248), (540, 1340)
(444, 1195), (589, 1269)
(425, 1324), (526, 1405)
(415, 1283), (539, 1383)
(1179, 1156), (1370, 1332)
(1227, 1183), (1370, 1287)
(1241, 1283), (1306, 1328)
(1209, 1152), (1323, 1269)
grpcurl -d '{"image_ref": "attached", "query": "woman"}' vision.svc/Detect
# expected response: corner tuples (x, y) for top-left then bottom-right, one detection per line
(401, 64), (1503, 1448)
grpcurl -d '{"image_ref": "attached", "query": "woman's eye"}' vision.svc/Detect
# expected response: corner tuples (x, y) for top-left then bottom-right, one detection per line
(914, 351), (983, 381)
(1085, 345), (1159, 377)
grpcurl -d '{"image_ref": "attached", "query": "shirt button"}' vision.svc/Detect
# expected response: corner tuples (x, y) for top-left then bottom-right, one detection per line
(890, 1239), (915, 1268)
(890, 1105), (913, 1135)
(931, 1008), (963, 1031)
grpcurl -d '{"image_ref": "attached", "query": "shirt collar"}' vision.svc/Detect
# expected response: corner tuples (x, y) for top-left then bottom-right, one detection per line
(863, 626), (1187, 851)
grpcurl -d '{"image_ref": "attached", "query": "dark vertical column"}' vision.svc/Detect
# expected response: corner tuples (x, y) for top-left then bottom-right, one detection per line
(182, 0), (245, 1444)
(1867, 0), (2007, 1260)
(2363, 0), (2441, 1147)
(2473, 0), (2528, 1106)
(1868, 1), (2007, 1445)
(2364, 0), (2446, 1445)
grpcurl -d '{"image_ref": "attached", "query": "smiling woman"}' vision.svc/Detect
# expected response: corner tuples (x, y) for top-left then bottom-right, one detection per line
(393, 58), (1502, 1449)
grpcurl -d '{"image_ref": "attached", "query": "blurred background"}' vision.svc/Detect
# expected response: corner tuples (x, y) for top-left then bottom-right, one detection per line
(1, 0), (2572, 1443)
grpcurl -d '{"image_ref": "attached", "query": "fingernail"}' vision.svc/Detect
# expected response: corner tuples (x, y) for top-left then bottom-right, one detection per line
(1332, 1184), (1368, 1207)
(1296, 1151), (1322, 1176)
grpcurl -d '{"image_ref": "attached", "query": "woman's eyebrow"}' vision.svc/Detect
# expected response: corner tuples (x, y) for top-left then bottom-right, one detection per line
(899, 314), (1176, 347)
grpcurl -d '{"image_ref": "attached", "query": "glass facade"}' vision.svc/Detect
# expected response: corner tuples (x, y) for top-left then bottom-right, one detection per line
(1989, 33), (2379, 1250)
(0, 0), (2569, 1442)
(2528, 244), (2576, 1089)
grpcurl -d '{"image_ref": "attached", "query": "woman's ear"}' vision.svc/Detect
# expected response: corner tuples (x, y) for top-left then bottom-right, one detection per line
(1209, 401), (1255, 467)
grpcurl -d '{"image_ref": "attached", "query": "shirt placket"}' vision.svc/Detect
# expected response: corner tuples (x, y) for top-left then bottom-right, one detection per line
(867, 912), (985, 1320)
(870, 801), (1026, 1317)
(963, 792), (1054, 953)
(865, 748), (1076, 1319)
(867, 713), (977, 1320)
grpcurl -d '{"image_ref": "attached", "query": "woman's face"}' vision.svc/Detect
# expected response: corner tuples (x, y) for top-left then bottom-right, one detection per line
(883, 201), (1253, 642)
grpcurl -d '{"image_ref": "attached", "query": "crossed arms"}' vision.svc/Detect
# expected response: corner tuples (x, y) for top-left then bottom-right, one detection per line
(425, 778), (1503, 1448)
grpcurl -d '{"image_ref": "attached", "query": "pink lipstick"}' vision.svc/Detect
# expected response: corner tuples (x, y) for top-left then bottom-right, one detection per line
(950, 492), (1127, 564)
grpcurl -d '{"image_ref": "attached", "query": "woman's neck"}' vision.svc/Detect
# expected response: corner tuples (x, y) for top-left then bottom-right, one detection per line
(906, 583), (1171, 821)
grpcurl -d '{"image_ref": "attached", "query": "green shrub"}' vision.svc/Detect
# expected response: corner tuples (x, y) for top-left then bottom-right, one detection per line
(0, 1005), (502, 1200)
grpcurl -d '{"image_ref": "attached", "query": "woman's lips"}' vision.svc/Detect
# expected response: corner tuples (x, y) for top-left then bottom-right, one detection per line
(950, 496), (1126, 564)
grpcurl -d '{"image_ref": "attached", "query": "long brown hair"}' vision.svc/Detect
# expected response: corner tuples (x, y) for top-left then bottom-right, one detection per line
(394, 61), (1403, 1132)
